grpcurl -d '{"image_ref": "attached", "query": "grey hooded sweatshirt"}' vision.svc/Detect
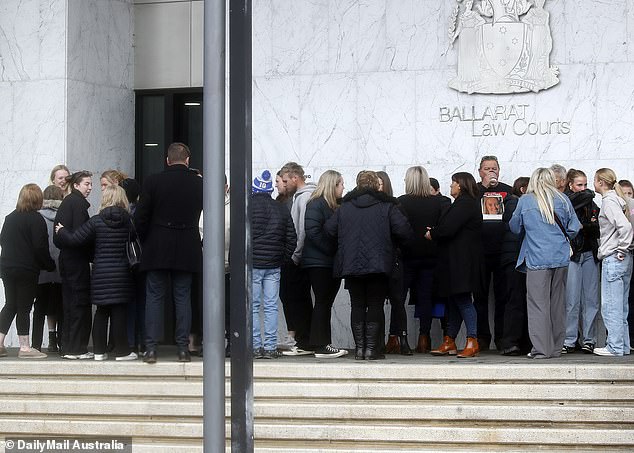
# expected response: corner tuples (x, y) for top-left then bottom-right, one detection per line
(597, 190), (633, 259)
(290, 182), (317, 265)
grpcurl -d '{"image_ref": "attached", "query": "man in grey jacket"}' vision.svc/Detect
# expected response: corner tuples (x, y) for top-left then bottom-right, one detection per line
(279, 162), (316, 355)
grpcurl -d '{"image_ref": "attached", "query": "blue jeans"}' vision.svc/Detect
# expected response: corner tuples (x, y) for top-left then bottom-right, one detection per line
(565, 251), (600, 347)
(446, 292), (477, 339)
(601, 253), (633, 356)
(252, 268), (280, 351)
(145, 270), (193, 351)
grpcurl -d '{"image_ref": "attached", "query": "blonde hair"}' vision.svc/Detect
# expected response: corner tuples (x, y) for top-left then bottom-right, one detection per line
(310, 170), (342, 210)
(404, 166), (432, 197)
(49, 165), (70, 184)
(99, 185), (130, 212)
(16, 184), (43, 212)
(595, 168), (629, 216)
(100, 169), (127, 186)
(526, 168), (566, 225)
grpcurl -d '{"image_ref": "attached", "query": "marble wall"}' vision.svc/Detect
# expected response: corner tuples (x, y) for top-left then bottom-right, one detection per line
(0, 0), (134, 346)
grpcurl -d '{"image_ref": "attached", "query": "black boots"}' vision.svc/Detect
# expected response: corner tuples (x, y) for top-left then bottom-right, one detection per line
(47, 331), (58, 353)
(364, 322), (385, 360)
(352, 322), (365, 360)
(398, 331), (413, 355)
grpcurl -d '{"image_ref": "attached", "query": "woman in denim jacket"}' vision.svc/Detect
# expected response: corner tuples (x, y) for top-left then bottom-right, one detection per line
(510, 168), (581, 359)
(593, 168), (634, 357)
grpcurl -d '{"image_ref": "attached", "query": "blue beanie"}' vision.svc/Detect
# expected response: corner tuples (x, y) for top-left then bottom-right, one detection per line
(253, 170), (273, 193)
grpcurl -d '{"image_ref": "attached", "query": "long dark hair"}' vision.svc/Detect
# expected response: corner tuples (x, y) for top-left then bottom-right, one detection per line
(451, 172), (479, 199)
(376, 171), (393, 197)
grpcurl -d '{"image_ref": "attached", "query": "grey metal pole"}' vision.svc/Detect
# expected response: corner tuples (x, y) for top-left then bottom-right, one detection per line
(229, 0), (254, 451)
(202, 0), (226, 452)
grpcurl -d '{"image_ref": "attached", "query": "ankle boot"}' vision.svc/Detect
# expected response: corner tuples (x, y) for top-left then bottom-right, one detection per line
(399, 331), (413, 356)
(430, 336), (457, 356)
(47, 332), (58, 353)
(351, 322), (365, 360)
(416, 334), (431, 353)
(385, 335), (400, 354)
(457, 337), (480, 358)
(364, 322), (385, 360)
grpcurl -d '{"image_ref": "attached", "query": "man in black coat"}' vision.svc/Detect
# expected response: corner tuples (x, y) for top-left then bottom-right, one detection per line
(135, 142), (203, 363)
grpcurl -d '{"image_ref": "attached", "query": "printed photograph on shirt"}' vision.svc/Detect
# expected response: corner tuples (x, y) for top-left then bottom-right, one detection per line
(482, 193), (504, 220)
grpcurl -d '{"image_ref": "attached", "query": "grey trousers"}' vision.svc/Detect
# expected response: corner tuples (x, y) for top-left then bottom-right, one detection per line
(526, 267), (568, 358)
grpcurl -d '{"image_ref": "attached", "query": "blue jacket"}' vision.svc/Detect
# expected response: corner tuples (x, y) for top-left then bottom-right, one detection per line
(509, 193), (581, 271)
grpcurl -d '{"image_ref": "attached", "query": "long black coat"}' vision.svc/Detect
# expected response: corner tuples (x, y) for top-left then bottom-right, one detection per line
(134, 164), (203, 273)
(324, 189), (413, 278)
(430, 195), (485, 298)
(56, 207), (134, 306)
(251, 193), (297, 269)
(53, 189), (92, 264)
(301, 196), (338, 269)
(0, 210), (55, 277)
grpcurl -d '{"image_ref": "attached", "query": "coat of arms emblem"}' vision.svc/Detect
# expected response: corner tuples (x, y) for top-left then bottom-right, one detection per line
(448, 0), (559, 94)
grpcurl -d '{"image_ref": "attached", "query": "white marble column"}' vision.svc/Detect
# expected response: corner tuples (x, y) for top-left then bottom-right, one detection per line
(0, 0), (134, 347)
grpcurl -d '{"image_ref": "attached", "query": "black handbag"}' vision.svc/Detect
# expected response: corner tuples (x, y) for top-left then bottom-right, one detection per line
(126, 219), (142, 270)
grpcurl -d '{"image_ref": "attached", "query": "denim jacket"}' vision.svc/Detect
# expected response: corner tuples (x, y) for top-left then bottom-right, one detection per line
(509, 193), (581, 272)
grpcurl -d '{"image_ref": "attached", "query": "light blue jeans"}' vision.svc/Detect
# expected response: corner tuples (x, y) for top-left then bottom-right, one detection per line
(252, 268), (281, 351)
(601, 253), (633, 356)
(565, 251), (600, 347)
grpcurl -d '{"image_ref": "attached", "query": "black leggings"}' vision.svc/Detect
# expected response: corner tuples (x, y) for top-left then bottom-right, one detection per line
(0, 272), (38, 336)
(347, 275), (388, 325)
(308, 267), (341, 347)
(32, 282), (63, 349)
(93, 303), (129, 356)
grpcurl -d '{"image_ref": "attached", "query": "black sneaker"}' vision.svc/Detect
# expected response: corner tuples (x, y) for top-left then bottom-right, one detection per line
(314, 344), (347, 358)
(501, 345), (521, 356)
(261, 349), (281, 359)
(561, 345), (575, 354)
(581, 343), (595, 354)
(253, 347), (264, 359)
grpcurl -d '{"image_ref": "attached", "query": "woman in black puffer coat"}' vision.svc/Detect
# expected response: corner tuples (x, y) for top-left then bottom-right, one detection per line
(325, 171), (413, 360)
(56, 185), (135, 360)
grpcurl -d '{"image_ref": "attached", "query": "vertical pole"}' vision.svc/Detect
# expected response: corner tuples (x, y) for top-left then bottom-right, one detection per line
(202, 0), (226, 452)
(229, 0), (254, 452)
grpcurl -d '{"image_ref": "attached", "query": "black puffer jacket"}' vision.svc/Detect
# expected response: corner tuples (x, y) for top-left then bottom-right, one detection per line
(324, 189), (413, 278)
(251, 193), (297, 269)
(301, 197), (338, 269)
(56, 206), (134, 306)
(566, 189), (600, 262)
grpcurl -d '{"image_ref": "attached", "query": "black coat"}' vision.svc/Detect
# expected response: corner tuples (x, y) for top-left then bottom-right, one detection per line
(478, 181), (513, 255)
(53, 189), (92, 265)
(566, 189), (600, 261)
(397, 194), (451, 263)
(500, 195), (522, 266)
(324, 189), (413, 278)
(251, 193), (297, 269)
(301, 197), (338, 269)
(134, 164), (203, 273)
(430, 195), (485, 298)
(57, 207), (134, 306)
(0, 210), (55, 277)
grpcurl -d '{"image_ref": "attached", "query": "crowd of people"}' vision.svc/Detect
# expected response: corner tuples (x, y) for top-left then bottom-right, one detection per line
(0, 145), (632, 363)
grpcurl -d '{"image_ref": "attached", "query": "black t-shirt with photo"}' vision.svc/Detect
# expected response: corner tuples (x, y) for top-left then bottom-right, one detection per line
(478, 181), (513, 255)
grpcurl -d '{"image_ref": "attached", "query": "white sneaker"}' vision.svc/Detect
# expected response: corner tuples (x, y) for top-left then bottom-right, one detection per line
(62, 354), (79, 360)
(282, 346), (314, 356)
(78, 352), (94, 360)
(94, 353), (108, 361)
(115, 352), (138, 361)
(593, 347), (618, 357)
(314, 344), (346, 359)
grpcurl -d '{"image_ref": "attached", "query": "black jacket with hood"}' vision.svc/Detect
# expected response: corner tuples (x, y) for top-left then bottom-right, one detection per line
(324, 189), (413, 278)
(56, 206), (134, 305)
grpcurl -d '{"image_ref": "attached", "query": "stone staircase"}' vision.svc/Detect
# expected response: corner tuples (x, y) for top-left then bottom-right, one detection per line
(0, 355), (633, 451)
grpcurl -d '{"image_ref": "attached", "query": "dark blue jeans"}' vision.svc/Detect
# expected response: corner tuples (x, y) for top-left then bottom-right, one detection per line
(145, 270), (193, 352)
(446, 292), (477, 339)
